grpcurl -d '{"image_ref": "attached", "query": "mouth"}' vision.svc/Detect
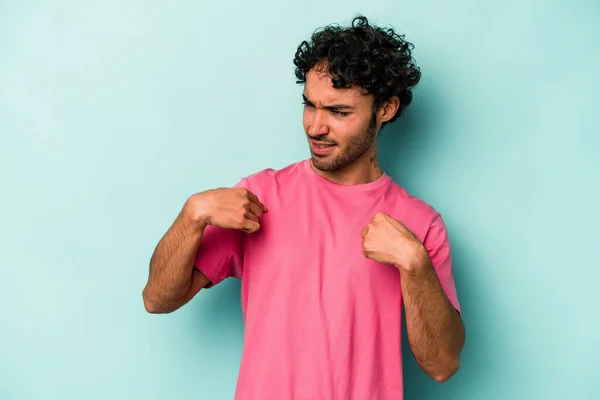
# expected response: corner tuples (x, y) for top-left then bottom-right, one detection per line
(310, 140), (336, 156)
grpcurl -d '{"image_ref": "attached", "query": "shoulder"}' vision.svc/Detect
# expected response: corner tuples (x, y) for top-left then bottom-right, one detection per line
(234, 159), (305, 192)
(239, 160), (304, 185)
(386, 181), (444, 238)
(390, 181), (440, 218)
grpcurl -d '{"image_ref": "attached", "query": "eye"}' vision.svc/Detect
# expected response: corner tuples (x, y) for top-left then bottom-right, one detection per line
(332, 110), (350, 117)
(302, 101), (314, 107)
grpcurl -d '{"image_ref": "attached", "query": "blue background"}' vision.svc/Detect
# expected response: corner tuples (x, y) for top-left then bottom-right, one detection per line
(1, 1), (599, 399)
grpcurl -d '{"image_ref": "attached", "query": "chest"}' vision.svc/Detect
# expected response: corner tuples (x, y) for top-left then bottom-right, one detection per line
(242, 197), (402, 301)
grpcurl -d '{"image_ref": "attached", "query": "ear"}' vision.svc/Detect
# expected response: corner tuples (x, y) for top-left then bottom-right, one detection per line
(376, 96), (400, 124)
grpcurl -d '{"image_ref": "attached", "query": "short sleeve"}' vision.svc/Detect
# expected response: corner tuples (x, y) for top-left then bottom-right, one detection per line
(193, 178), (248, 288)
(423, 213), (461, 313)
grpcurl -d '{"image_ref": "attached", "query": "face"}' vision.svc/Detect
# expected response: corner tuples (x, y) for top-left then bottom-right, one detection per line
(302, 68), (379, 172)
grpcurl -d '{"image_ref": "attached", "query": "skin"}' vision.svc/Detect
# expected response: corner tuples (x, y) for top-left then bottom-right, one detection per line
(304, 66), (465, 381)
(361, 212), (465, 382)
(143, 63), (464, 382)
(302, 67), (391, 185)
(142, 189), (266, 313)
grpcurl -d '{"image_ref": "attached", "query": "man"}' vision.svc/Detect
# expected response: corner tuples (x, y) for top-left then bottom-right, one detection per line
(143, 15), (465, 400)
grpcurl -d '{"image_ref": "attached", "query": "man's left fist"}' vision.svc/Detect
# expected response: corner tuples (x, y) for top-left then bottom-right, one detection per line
(360, 211), (427, 271)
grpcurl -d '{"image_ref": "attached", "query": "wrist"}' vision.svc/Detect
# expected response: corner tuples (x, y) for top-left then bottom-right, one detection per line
(395, 243), (430, 272)
(183, 193), (211, 229)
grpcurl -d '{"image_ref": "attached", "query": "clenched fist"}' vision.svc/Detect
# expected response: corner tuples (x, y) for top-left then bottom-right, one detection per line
(185, 187), (268, 233)
(360, 211), (428, 271)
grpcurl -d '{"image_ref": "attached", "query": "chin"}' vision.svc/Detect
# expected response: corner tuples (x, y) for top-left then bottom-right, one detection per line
(311, 154), (339, 172)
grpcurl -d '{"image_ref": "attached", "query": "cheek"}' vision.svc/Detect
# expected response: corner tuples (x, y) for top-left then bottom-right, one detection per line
(333, 115), (364, 138)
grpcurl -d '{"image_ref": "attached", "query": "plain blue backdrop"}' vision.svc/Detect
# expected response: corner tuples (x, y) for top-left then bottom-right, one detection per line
(1, 1), (599, 399)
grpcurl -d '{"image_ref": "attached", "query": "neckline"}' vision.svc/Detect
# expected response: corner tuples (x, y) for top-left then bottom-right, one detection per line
(301, 158), (392, 193)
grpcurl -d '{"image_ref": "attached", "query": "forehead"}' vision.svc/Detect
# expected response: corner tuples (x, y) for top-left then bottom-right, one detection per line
(304, 68), (369, 106)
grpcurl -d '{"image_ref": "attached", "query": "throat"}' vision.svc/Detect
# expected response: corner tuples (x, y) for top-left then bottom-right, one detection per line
(310, 158), (384, 185)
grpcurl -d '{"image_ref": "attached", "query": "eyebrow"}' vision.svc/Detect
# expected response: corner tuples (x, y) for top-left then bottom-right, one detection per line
(302, 94), (356, 111)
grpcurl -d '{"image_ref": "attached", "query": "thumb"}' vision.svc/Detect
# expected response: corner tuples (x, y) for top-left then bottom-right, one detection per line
(360, 225), (368, 239)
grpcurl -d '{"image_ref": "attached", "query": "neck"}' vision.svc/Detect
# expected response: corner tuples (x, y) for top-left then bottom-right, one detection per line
(310, 149), (383, 185)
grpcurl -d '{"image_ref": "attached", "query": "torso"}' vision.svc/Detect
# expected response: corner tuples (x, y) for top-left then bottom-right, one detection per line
(233, 159), (438, 400)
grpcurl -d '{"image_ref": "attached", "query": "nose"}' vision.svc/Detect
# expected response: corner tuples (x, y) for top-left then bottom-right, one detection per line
(307, 109), (329, 137)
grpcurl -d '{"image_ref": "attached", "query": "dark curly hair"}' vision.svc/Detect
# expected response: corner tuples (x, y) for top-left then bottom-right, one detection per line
(293, 15), (421, 127)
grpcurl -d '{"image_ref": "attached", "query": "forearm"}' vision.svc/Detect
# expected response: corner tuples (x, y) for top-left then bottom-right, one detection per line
(400, 257), (464, 381)
(143, 205), (207, 310)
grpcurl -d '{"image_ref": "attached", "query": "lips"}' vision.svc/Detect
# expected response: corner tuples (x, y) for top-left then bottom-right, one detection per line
(310, 140), (336, 155)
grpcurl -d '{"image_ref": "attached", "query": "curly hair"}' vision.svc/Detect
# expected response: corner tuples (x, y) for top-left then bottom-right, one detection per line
(293, 15), (421, 126)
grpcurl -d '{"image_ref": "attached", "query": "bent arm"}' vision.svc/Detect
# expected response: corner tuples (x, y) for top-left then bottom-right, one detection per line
(142, 196), (211, 314)
(401, 256), (465, 382)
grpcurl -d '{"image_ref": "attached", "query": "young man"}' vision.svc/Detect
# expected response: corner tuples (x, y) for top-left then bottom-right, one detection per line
(143, 15), (465, 400)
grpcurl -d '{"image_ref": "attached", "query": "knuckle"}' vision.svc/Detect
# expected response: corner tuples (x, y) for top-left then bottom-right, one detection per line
(236, 187), (248, 196)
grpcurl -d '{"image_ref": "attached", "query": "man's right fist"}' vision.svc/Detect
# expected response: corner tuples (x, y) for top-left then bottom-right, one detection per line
(184, 187), (268, 233)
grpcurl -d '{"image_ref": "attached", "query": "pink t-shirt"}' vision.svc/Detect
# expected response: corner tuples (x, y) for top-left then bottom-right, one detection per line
(194, 159), (460, 400)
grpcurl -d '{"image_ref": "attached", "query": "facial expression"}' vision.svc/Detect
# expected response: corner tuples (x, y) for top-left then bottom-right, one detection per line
(302, 68), (379, 172)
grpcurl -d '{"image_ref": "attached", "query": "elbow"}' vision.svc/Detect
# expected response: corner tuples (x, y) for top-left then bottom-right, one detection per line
(142, 288), (174, 314)
(417, 351), (461, 383)
(144, 298), (167, 314)
(431, 358), (460, 383)
(432, 370), (456, 383)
